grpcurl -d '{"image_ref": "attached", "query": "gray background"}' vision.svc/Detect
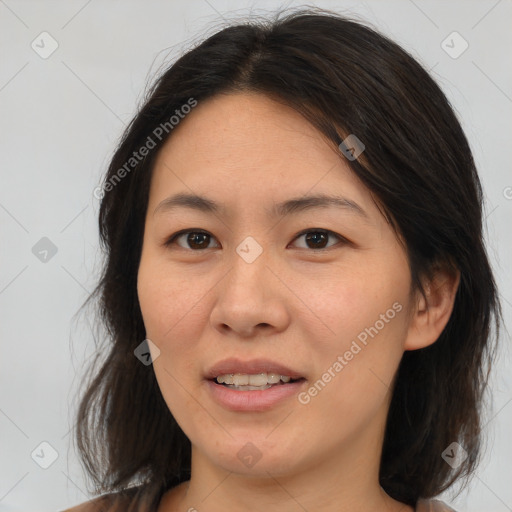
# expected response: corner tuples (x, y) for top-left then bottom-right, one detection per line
(0, 1), (511, 511)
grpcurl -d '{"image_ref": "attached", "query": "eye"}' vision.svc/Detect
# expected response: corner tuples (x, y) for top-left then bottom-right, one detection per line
(165, 230), (219, 250)
(290, 229), (346, 250)
(163, 228), (347, 251)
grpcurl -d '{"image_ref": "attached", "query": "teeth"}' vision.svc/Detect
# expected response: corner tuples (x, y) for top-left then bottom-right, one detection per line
(248, 373), (268, 386)
(267, 373), (280, 384)
(215, 372), (295, 386)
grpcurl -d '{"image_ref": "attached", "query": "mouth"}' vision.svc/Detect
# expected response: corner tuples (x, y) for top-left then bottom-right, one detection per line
(204, 358), (307, 411)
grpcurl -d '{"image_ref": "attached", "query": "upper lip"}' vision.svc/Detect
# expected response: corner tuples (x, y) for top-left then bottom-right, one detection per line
(205, 358), (305, 380)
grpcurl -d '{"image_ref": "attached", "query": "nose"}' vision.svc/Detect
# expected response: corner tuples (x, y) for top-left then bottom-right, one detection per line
(209, 246), (290, 339)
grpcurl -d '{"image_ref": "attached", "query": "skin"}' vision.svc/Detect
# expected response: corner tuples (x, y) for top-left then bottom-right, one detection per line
(136, 92), (459, 512)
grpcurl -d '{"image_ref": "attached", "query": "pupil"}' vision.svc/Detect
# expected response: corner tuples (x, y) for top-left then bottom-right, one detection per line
(189, 233), (208, 249)
(306, 232), (327, 248)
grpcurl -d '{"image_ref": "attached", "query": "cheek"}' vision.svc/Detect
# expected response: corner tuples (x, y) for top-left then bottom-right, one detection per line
(301, 256), (410, 346)
(137, 255), (204, 344)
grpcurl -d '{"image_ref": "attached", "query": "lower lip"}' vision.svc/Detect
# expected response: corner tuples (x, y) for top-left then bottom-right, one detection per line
(205, 379), (306, 411)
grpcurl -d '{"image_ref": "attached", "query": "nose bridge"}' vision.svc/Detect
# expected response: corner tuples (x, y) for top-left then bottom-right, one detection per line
(227, 234), (269, 296)
(209, 232), (286, 335)
(234, 234), (266, 267)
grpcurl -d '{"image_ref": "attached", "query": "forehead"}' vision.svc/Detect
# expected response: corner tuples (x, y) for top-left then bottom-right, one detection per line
(148, 92), (378, 221)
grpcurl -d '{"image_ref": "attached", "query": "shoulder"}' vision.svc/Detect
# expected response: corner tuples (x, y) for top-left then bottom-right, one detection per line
(416, 498), (459, 512)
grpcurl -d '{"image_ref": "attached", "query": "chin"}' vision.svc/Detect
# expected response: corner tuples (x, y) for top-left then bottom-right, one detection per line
(204, 437), (306, 478)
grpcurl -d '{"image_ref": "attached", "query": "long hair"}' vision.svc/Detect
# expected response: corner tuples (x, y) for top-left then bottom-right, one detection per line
(73, 8), (502, 510)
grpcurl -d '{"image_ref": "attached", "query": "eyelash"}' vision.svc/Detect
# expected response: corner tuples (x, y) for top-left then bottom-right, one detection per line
(163, 228), (348, 252)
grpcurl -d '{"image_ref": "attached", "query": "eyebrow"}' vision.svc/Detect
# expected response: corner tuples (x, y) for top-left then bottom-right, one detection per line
(153, 192), (368, 219)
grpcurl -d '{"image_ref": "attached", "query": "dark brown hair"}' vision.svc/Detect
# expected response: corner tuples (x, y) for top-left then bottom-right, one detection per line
(73, 7), (502, 510)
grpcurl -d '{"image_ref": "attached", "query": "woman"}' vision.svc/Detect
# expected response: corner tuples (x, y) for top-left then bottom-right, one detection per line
(63, 8), (501, 512)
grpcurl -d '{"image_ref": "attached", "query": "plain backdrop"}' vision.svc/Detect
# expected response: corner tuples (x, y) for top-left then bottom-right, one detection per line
(0, 1), (511, 511)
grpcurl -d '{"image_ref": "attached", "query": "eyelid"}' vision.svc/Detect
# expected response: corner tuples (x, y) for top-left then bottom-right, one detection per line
(164, 228), (350, 252)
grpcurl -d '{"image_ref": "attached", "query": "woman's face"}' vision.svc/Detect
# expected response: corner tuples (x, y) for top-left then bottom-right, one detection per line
(137, 92), (417, 478)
